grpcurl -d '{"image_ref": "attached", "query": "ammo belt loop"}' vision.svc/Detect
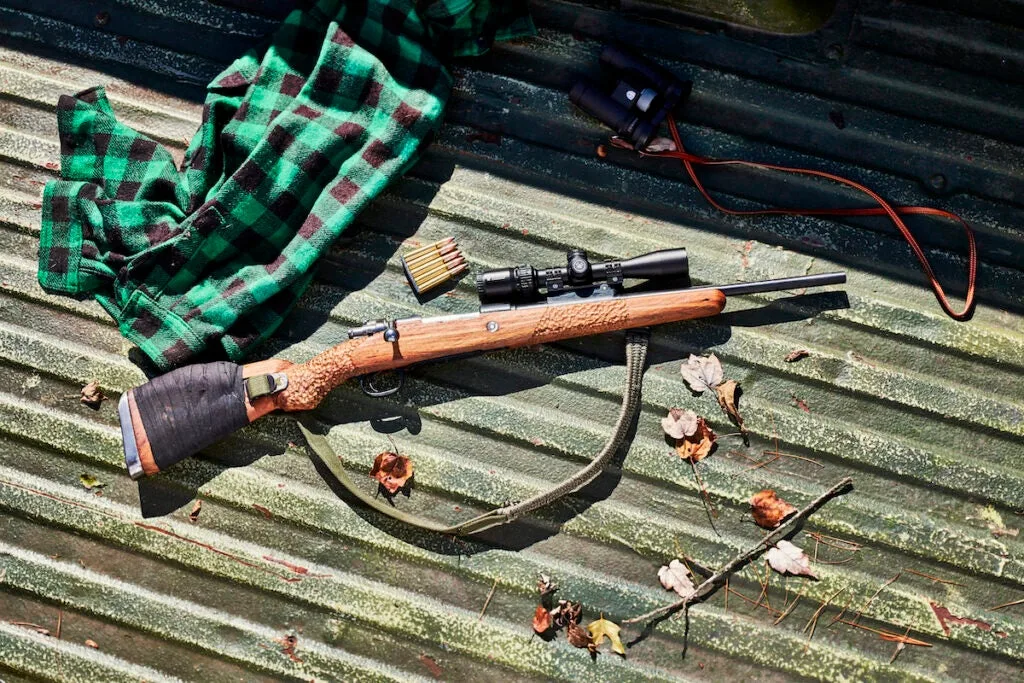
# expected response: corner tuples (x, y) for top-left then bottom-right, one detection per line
(298, 329), (651, 535)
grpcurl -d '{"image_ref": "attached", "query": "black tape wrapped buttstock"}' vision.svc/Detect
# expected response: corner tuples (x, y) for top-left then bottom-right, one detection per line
(122, 361), (250, 478)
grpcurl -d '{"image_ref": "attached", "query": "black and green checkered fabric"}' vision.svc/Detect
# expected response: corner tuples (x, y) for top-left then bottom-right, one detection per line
(39, 0), (533, 371)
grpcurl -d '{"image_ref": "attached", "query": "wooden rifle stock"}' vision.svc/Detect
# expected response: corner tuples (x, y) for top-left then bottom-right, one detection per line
(119, 272), (844, 478)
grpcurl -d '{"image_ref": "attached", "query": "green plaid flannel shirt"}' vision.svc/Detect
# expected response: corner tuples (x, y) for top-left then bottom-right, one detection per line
(39, 0), (533, 370)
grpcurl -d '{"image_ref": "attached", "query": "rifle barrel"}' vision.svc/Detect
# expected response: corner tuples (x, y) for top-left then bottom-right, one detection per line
(709, 272), (846, 298)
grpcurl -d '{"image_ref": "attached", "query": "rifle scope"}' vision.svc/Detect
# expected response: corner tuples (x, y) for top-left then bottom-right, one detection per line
(476, 247), (689, 302)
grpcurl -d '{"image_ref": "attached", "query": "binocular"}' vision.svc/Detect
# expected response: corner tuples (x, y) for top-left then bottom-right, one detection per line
(476, 248), (690, 303)
(570, 45), (691, 149)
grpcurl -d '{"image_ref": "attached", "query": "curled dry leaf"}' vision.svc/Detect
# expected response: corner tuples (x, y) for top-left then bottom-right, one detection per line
(566, 622), (592, 649)
(680, 354), (724, 394)
(537, 573), (558, 598)
(586, 616), (625, 656)
(644, 137), (677, 153)
(661, 408), (699, 440)
(80, 381), (105, 408)
(370, 452), (414, 494)
(714, 380), (746, 436)
(188, 500), (202, 523)
(658, 559), (696, 599)
(784, 349), (809, 363)
(532, 605), (552, 634)
(675, 417), (717, 461)
(550, 600), (583, 629)
(766, 540), (816, 578)
(750, 490), (797, 529)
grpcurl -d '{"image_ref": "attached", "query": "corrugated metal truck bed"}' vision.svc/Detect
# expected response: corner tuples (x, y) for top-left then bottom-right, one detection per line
(0, 0), (1022, 680)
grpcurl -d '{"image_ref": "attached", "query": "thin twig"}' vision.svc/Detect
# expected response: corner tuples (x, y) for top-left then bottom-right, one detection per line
(752, 561), (770, 613)
(990, 597), (1024, 611)
(812, 531), (860, 565)
(806, 532), (862, 551)
(724, 586), (783, 616)
(762, 562), (773, 611)
(729, 449), (760, 465)
(760, 449), (823, 467)
(478, 579), (498, 620)
(852, 572), (901, 625)
(745, 454), (780, 472)
(773, 582), (807, 626)
(802, 587), (846, 649)
(828, 596), (853, 627)
(903, 568), (964, 586)
(10, 622), (50, 635)
(690, 459), (718, 520)
(835, 619), (930, 647)
(55, 610), (62, 639)
(623, 477), (853, 625)
(889, 626), (911, 664)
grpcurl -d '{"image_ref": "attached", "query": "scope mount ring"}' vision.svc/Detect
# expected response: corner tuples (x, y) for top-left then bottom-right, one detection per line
(359, 370), (405, 398)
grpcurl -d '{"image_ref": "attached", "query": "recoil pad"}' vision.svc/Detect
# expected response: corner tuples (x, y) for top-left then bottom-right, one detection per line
(121, 361), (249, 478)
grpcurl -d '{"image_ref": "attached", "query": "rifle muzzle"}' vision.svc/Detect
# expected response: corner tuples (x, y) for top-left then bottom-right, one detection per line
(119, 361), (250, 479)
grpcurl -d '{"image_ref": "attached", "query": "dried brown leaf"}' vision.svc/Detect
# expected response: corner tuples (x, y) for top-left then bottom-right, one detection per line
(766, 540), (816, 578)
(552, 600), (582, 628)
(784, 349), (809, 363)
(661, 408), (699, 440)
(532, 605), (552, 634)
(188, 500), (202, 523)
(714, 380), (746, 435)
(80, 381), (105, 408)
(750, 490), (797, 529)
(675, 417), (717, 461)
(680, 354), (724, 394)
(370, 452), (414, 494)
(537, 573), (557, 598)
(658, 559), (696, 599)
(644, 137), (677, 153)
(84, 638), (99, 649)
(587, 616), (625, 656)
(566, 622), (592, 649)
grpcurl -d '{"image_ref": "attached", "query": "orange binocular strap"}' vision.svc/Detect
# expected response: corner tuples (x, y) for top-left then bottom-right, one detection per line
(642, 114), (977, 321)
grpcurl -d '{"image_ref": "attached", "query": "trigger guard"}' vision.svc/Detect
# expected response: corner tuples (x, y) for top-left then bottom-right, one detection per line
(359, 370), (404, 397)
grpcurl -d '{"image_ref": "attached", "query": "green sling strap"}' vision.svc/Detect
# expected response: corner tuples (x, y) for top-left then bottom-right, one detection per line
(297, 330), (650, 535)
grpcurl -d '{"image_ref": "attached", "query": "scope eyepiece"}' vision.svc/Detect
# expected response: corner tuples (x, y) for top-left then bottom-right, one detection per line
(476, 247), (689, 303)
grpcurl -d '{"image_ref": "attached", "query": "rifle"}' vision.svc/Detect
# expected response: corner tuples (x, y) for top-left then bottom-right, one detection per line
(119, 247), (845, 480)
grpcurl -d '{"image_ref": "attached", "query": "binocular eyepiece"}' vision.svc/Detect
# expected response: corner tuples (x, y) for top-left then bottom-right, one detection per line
(476, 248), (689, 303)
(570, 45), (691, 149)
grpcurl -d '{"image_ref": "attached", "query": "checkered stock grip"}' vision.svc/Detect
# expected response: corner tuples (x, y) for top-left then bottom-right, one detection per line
(119, 362), (250, 479)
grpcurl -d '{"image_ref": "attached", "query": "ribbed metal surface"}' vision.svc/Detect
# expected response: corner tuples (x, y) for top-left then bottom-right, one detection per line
(1, 0), (1022, 680)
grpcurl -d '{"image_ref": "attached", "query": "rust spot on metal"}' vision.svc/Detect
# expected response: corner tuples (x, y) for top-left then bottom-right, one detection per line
(275, 633), (303, 662)
(262, 555), (329, 578)
(929, 602), (1004, 637)
(133, 523), (301, 583)
(0, 478), (119, 519)
(419, 653), (443, 678)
